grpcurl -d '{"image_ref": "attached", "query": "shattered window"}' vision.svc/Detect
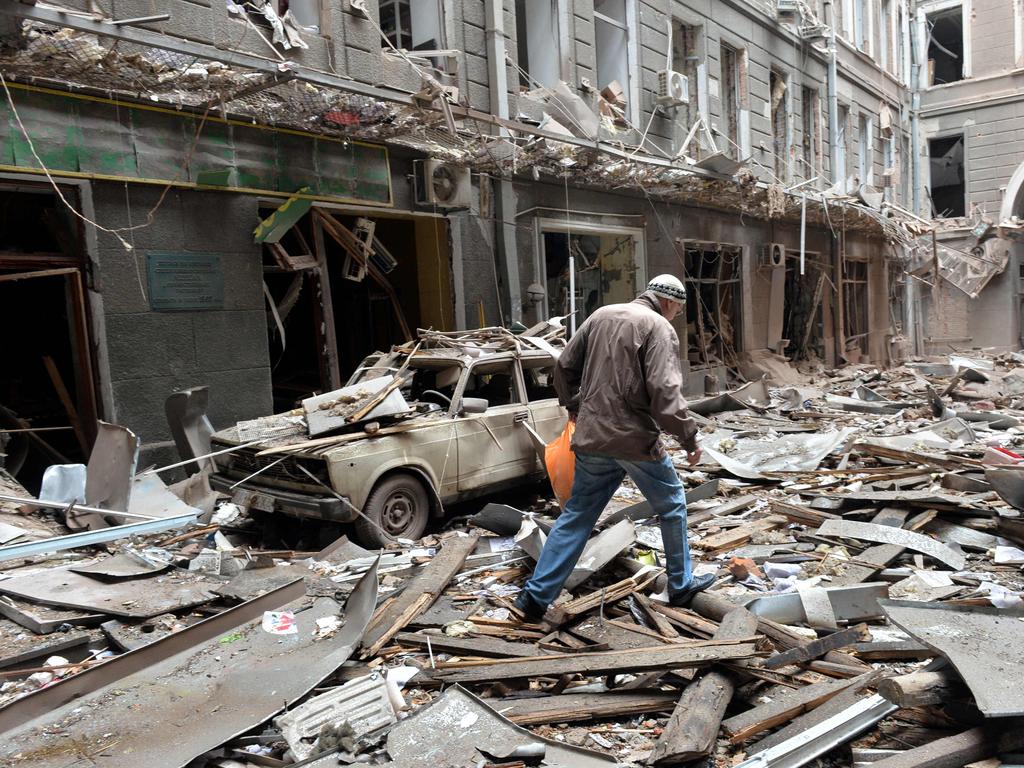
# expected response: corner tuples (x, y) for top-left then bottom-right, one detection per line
(463, 361), (520, 407)
(857, 113), (874, 187)
(670, 19), (703, 142)
(522, 359), (557, 401)
(843, 258), (869, 359)
(594, 0), (632, 121)
(515, 0), (562, 88)
(719, 43), (743, 159)
(800, 86), (822, 183)
(927, 6), (964, 85)
(682, 243), (742, 370)
(928, 134), (965, 218)
(770, 70), (789, 183)
(380, 0), (445, 58)
(543, 231), (641, 326)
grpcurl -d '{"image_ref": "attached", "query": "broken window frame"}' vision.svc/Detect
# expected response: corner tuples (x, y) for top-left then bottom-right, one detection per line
(919, 0), (969, 87)
(853, 0), (872, 55)
(770, 69), (791, 183)
(927, 133), (967, 219)
(857, 113), (874, 187)
(718, 41), (749, 160)
(670, 16), (707, 154)
(533, 218), (647, 328)
(679, 241), (743, 372)
(836, 103), (850, 190)
(801, 86), (824, 184)
(379, 0), (449, 71)
(882, 132), (895, 202)
(514, 0), (569, 88)
(594, 0), (640, 126)
(841, 255), (870, 360)
(880, 0), (892, 71)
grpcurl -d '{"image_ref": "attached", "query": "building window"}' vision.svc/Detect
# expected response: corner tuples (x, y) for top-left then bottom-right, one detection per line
(858, 114), (874, 186)
(926, 5), (965, 85)
(896, 1), (908, 81)
(901, 132), (911, 203)
(720, 43), (746, 159)
(671, 19), (704, 138)
(882, 134), (895, 201)
(515, 0), (563, 88)
(880, 0), (892, 71)
(836, 104), (849, 188)
(682, 243), (743, 370)
(594, 0), (635, 122)
(770, 70), (790, 182)
(853, 0), (868, 52)
(380, 0), (444, 57)
(928, 134), (965, 217)
(801, 87), (823, 182)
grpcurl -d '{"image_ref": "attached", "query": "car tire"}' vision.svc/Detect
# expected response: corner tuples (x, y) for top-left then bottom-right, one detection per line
(354, 473), (430, 547)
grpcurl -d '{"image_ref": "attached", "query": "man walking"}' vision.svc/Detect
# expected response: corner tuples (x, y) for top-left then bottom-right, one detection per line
(515, 275), (713, 621)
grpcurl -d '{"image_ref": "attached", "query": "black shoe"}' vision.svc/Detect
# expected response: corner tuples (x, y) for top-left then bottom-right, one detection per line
(668, 573), (716, 607)
(514, 591), (547, 623)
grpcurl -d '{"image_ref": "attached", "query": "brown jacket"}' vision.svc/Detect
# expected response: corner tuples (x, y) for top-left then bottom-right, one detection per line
(554, 291), (699, 461)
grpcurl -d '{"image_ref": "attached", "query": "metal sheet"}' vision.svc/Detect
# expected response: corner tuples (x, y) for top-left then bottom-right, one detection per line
(303, 376), (409, 436)
(0, 596), (105, 635)
(881, 599), (1024, 718)
(127, 474), (203, 520)
(817, 519), (967, 570)
(703, 428), (858, 479)
(734, 694), (897, 768)
(0, 562), (378, 766)
(71, 422), (139, 531)
(985, 467), (1024, 511)
(0, 565), (219, 618)
(69, 552), (170, 580)
(0, 618), (90, 669)
(164, 386), (216, 475)
(565, 518), (635, 590)
(745, 583), (889, 625)
(382, 685), (616, 768)
(276, 673), (396, 760)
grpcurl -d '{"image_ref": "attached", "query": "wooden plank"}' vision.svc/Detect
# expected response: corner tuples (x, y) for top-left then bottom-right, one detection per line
(869, 726), (1021, 768)
(698, 515), (788, 554)
(422, 640), (758, 684)
(850, 640), (934, 661)
(764, 623), (871, 669)
(771, 500), (840, 526)
(878, 670), (967, 707)
(41, 355), (88, 456)
(649, 607), (758, 764)
(496, 691), (678, 726)
(722, 674), (863, 743)
(546, 571), (660, 625)
(360, 535), (478, 658)
(395, 631), (542, 658)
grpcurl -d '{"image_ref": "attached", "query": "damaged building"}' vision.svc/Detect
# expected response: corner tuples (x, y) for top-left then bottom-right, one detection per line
(0, 0), (921, 475)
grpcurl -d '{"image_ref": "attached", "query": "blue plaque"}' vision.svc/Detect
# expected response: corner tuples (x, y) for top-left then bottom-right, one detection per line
(146, 252), (224, 311)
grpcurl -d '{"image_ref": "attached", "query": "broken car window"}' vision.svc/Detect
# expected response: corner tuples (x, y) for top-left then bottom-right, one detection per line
(462, 361), (519, 407)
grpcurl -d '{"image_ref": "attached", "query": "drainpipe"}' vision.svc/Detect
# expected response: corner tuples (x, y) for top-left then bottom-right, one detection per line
(824, 0), (842, 363)
(824, 0), (840, 188)
(908, 5), (925, 355)
(485, 0), (523, 325)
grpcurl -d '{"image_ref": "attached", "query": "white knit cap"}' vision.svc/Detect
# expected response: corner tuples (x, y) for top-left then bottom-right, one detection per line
(647, 274), (686, 304)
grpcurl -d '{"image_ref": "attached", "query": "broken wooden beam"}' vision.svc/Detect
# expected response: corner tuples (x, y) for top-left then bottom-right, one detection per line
(395, 631), (543, 658)
(649, 607), (758, 764)
(698, 515), (788, 555)
(877, 669), (967, 708)
(421, 639), (757, 684)
(545, 571), (660, 625)
(496, 690), (678, 726)
(361, 534), (478, 658)
(869, 725), (1024, 768)
(722, 674), (864, 743)
(763, 623), (871, 669)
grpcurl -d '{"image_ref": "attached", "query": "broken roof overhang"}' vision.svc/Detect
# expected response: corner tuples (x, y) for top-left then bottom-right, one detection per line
(0, 4), (914, 240)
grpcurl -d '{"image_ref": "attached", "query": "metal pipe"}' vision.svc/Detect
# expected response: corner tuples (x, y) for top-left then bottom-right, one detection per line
(485, 0), (521, 324)
(111, 13), (172, 26)
(909, 5), (925, 355)
(0, 511), (199, 563)
(800, 192), (807, 276)
(824, 0), (841, 188)
(0, 493), (160, 521)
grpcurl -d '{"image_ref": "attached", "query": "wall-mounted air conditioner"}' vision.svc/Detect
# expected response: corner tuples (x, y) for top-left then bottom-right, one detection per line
(761, 242), (786, 268)
(656, 69), (689, 108)
(415, 159), (472, 209)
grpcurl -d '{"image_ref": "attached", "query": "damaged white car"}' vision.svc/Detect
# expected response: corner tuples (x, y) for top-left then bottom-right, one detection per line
(209, 335), (566, 546)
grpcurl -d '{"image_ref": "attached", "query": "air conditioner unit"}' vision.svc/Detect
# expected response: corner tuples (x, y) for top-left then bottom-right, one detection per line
(416, 159), (472, 209)
(656, 69), (689, 108)
(761, 243), (786, 268)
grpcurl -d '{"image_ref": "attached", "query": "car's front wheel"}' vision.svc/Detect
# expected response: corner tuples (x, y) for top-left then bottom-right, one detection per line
(353, 473), (430, 547)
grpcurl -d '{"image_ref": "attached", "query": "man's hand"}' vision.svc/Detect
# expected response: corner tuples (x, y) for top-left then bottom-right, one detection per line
(686, 446), (702, 466)
(568, 411), (578, 424)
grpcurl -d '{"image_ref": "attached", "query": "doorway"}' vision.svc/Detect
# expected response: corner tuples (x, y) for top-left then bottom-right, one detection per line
(782, 252), (829, 362)
(0, 186), (97, 493)
(681, 242), (742, 371)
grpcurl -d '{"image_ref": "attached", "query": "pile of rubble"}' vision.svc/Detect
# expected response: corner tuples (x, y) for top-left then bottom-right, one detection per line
(1, 350), (1024, 767)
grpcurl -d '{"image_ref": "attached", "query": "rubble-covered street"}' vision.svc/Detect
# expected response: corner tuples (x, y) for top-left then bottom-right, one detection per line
(2, 343), (1024, 767)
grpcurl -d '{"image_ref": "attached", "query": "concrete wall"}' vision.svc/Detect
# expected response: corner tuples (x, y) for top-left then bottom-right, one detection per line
(89, 183), (272, 465)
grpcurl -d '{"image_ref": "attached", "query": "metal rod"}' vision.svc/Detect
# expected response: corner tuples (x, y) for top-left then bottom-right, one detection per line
(0, 511), (199, 563)
(800, 192), (807, 276)
(111, 13), (171, 26)
(139, 440), (262, 476)
(0, 426), (73, 434)
(0, 493), (160, 521)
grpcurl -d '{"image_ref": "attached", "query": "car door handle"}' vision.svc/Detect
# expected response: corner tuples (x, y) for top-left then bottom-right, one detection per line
(513, 411), (529, 423)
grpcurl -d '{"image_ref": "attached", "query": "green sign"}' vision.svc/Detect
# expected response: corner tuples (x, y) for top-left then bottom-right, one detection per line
(0, 85), (392, 205)
(146, 252), (224, 311)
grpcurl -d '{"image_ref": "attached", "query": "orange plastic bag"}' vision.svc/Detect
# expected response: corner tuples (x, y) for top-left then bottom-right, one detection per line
(545, 420), (576, 508)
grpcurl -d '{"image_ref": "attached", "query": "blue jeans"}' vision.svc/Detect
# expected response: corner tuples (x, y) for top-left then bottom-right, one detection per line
(521, 451), (693, 609)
